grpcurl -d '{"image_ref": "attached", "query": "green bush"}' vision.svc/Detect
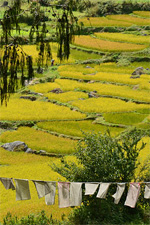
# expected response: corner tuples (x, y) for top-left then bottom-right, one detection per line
(53, 128), (150, 224)
(3, 211), (62, 225)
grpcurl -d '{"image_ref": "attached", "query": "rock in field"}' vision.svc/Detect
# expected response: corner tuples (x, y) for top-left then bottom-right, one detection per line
(1, 141), (28, 152)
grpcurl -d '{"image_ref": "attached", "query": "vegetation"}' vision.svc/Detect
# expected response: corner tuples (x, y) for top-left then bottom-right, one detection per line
(0, 0), (150, 224)
(0, 126), (77, 154)
(95, 32), (150, 44)
(37, 120), (125, 137)
(0, 147), (71, 221)
(73, 35), (148, 52)
(71, 97), (150, 113)
(53, 129), (150, 224)
(0, 95), (86, 121)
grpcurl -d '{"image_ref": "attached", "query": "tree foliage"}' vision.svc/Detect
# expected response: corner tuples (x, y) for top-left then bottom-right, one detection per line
(0, 0), (79, 104)
(53, 128), (149, 224)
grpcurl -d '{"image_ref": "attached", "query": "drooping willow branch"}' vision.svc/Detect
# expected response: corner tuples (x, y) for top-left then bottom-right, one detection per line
(0, 0), (80, 105)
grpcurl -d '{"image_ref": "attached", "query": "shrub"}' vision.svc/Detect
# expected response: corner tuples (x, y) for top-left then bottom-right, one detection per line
(53, 129), (149, 224)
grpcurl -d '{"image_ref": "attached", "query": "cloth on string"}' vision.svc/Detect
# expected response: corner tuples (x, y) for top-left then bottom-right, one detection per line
(14, 179), (31, 201)
(144, 182), (150, 199)
(85, 183), (99, 195)
(70, 182), (83, 206)
(112, 183), (125, 204)
(32, 180), (52, 198)
(96, 183), (111, 199)
(124, 183), (140, 208)
(45, 182), (56, 205)
(58, 182), (70, 208)
(0, 178), (15, 190)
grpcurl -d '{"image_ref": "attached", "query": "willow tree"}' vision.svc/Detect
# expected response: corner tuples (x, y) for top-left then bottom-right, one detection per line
(0, 0), (80, 105)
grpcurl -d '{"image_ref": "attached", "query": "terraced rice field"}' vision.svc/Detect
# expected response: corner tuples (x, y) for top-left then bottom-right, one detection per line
(0, 9), (150, 223)
(133, 11), (150, 18)
(95, 32), (150, 44)
(79, 14), (150, 27)
(73, 35), (147, 52)
(107, 14), (150, 26)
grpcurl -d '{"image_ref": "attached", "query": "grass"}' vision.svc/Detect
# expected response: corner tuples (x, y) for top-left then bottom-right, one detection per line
(133, 11), (150, 18)
(95, 32), (150, 45)
(37, 120), (125, 137)
(73, 35), (148, 52)
(0, 127), (77, 154)
(103, 112), (149, 125)
(0, 94), (86, 121)
(56, 79), (150, 103)
(70, 97), (150, 113)
(0, 147), (72, 222)
(45, 91), (88, 103)
(107, 14), (150, 26)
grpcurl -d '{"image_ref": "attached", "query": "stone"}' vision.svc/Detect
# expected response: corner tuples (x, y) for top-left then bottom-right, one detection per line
(85, 66), (92, 68)
(25, 148), (34, 153)
(88, 91), (98, 98)
(88, 80), (95, 83)
(39, 150), (46, 154)
(50, 88), (63, 94)
(1, 141), (28, 152)
(131, 67), (144, 76)
(20, 96), (37, 101)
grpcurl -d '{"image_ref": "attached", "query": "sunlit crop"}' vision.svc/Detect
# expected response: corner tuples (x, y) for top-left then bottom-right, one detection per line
(133, 11), (150, 18)
(135, 137), (150, 179)
(0, 147), (71, 221)
(79, 17), (132, 27)
(37, 120), (125, 137)
(58, 68), (150, 89)
(73, 35), (147, 52)
(107, 14), (150, 26)
(103, 112), (149, 125)
(56, 79), (150, 102)
(0, 96), (86, 121)
(95, 32), (150, 44)
(45, 91), (88, 103)
(22, 43), (101, 65)
(28, 82), (61, 93)
(0, 127), (77, 154)
(70, 97), (150, 113)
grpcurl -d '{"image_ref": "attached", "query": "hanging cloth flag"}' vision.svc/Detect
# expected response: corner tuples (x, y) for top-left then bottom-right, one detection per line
(45, 182), (56, 205)
(70, 182), (83, 206)
(14, 179), (31, 201)
(58, 182), (70, 208)
(85, 183), (99, 195)
(112, 183), (126, 204)
(0, 178), (15, 190)
(32, 180), (52, 198)
(96, 183), (111, 199)
(144, 183), (150, 199)
(124, 183), (140, 208)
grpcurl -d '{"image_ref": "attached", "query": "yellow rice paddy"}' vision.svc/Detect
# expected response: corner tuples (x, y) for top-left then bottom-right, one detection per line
(73, 35), (148, 52)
